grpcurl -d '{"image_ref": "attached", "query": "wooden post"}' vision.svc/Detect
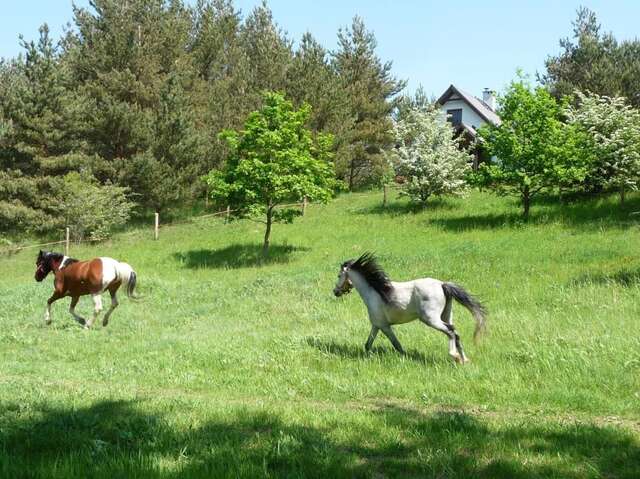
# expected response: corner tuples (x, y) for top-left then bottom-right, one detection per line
(154, 212), (159, 240)
(226, 205), (231, 220)
(65, 227), (70, 255)
(204, 187), (209, 209)
(383, 185), (388, 208)
(301, 196), (307, 216)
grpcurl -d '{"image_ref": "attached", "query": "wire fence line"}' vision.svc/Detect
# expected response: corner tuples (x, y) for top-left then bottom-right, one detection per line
(0, 197), (311, 258)
(0, 187), (404, 258)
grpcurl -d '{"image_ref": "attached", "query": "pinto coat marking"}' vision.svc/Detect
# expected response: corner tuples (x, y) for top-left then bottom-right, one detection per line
(35, 251), (137, 328)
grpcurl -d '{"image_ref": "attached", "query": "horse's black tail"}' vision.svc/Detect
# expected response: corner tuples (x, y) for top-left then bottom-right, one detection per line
(442, 282), (487, 342)
(127, 270), (137, 299)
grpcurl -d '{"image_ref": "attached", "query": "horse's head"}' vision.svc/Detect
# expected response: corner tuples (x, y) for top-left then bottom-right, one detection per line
(35, 250), (60, 282)
(333, 260), (354, 297)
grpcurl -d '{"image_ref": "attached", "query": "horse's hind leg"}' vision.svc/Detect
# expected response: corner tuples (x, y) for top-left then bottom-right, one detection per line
(440, 298), (460, 360)
(420, 304), (467, 363)
(85, 294), (103, 329)
(69, 296), (86, 326)
(102, 288), (119, 327)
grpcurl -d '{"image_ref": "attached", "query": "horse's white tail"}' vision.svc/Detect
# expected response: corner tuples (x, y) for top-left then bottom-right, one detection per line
(115, 262), (138, 298)
(442, 282), (486, 342)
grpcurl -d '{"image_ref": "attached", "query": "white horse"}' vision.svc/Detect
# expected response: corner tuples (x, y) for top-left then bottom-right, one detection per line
(333, 252), (486, 363)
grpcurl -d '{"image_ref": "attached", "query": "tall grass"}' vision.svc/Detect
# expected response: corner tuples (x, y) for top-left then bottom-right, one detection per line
(0, 190), (638, 478)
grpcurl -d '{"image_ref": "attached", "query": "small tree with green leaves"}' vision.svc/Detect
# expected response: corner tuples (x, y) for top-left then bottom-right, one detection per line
(394, 105), (472, 205)
(476, 78), (586, 218)
(566, 91), (640, 204)
(204, 92), (338, 256)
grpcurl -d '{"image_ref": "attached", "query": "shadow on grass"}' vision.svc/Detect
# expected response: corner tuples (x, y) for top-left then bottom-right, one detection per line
(357, 197), (456, 217)
(173, 243), (309, 269)
(570, 267), (640, 288)
(363, 193), (640, 232)
(432, 195), (640, 232)
(305, 337), (444, 366)
(1, 399), (638, 478)
(431, 212), (525, 231)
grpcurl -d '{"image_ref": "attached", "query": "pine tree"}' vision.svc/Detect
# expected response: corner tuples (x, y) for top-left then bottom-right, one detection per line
(286, 32), (347, 134)
(65, 0), (198, 211)
(239, 1), (292, 98)
(542, 7), (640, 107)
(189, 0), (251, 170)
(332, 16), (405, 189)
(0, 25), (85, 233)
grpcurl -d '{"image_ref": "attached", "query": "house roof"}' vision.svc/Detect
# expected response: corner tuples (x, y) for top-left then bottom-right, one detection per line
(437, 84), (501, 126)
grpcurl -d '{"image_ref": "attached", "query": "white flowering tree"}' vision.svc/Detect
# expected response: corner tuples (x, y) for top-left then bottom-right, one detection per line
(394, 106), (472, 205)
(567, 91), (640, 204)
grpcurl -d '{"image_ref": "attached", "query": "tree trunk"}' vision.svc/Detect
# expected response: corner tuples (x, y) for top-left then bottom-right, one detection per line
(262, 207), (273, 257)
(522, 186), (531, 220)
(348, 160), (356, 191)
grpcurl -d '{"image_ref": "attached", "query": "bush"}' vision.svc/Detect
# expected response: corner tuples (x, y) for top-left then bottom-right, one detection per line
(58, 172), (133, 241)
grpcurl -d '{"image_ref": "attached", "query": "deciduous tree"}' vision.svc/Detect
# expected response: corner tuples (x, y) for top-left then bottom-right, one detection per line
(394, 105), (471, 205)
(567, 91), (640, 204)
(204, 92), (338, 256)
(476, 78), (586, 218)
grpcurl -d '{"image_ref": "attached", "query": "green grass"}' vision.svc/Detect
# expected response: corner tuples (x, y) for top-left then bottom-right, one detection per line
(1, 190), (639, 478)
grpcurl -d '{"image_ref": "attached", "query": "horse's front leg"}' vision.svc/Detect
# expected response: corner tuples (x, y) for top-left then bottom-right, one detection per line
(364, 325), (379, 352)
(69, 296), (86, 326)
(44, 292), (63, 325)
(380, 326), (406, 356)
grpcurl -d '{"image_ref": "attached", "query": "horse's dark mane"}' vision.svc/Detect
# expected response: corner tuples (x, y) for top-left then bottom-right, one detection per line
(344, 252), (393, 303)
(39, 251), (78, 266)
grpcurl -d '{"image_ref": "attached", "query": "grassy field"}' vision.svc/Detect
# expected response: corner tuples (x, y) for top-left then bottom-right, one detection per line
(0, 190), (639, 478)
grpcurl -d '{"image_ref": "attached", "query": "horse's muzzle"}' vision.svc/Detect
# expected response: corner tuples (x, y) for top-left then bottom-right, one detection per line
(35, 265), (47, 282)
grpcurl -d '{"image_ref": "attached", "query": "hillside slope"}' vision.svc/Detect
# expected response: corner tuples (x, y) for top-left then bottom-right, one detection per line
(1, 191), (638, 478)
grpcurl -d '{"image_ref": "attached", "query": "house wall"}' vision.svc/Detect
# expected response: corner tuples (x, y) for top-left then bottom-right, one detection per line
(439, 99), (487, 131)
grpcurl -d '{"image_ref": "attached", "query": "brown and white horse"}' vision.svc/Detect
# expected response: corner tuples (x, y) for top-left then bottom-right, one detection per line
(35, 250), (137, 328)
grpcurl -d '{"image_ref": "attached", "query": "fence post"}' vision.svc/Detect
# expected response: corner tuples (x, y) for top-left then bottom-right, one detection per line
(154, 212), (159, 240)
(65, 227), (70, 255)
(383, 185), (388, 208)
(301, 196), (307, 216)
(226, 205), (230, 220)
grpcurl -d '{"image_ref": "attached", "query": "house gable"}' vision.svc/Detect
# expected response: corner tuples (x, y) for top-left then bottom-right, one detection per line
(437, 84), (501, 131)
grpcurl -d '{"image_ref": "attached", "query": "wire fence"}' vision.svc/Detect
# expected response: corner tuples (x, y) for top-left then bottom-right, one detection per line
(0, 197), (310, 258)
(0, 186), (408, 258)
